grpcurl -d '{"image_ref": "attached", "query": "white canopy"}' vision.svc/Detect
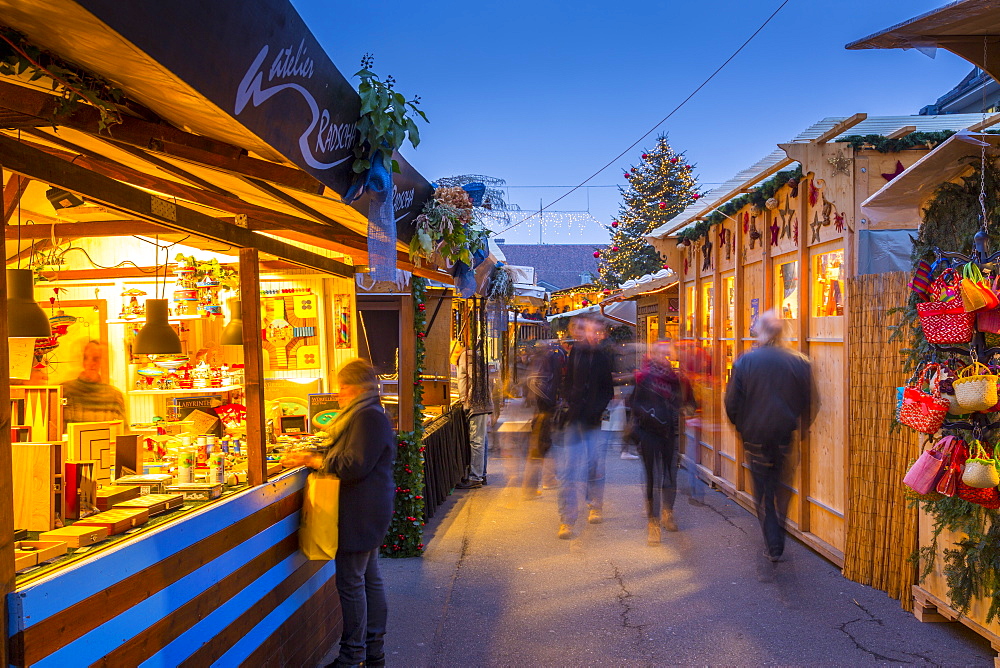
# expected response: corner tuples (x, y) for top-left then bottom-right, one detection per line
(546, 300), (637, 327)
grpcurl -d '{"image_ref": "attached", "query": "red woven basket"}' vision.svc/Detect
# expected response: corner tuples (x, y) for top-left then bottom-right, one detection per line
(917, 300), (974, 344)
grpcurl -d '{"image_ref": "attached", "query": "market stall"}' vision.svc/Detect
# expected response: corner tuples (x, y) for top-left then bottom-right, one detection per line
(0, 0), (445, 664)
(647, 112), (995, 567)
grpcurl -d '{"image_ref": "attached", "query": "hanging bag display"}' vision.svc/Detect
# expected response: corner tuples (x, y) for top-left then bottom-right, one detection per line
(952, 361), (999, 412)
(917, 269), (974, 344)
(931, 365), (964, 416)
(903, 435), (954, 495)
(960, 262), (998, 312)
(897, 364), (950, 434)
(960, 440), (1000, 488)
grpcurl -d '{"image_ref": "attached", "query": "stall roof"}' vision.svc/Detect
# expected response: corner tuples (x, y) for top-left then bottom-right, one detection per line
(613, 269), (678, 301)
(546, 300), (637, 327)
(646, 113), (997, 240)
(861, 131), (1000, 226)
(846, 1), (1000, 82)
(0, 0), (444, 278)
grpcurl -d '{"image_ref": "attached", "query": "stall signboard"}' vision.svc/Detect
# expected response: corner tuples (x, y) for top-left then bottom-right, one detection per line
(70, 0), (432, 237)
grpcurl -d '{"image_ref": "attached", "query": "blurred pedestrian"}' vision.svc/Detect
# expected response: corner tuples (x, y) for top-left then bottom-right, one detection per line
(453, 342), (493, 489)
(629, 339), (694, 545)
(522, 339), (566, 499)
(557, 315), (613, 538)
(724, 310), (814, 579)
(282, 360), (395, 668)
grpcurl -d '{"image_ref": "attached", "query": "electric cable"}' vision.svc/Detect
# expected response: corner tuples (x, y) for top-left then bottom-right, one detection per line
(495, 0), (792, 236)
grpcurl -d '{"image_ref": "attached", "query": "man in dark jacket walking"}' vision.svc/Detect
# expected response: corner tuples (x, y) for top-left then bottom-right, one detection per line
(725, 310), (814, 574)
(283, 360), (395, 667)
(557, 315), (614, 538)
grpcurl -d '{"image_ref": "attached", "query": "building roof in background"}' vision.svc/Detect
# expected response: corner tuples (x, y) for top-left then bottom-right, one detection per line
(648, 113), (996, 239)
(495, 243), (599, 290)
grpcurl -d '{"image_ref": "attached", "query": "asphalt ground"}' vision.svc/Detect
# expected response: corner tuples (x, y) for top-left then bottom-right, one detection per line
(323, 414), (994, 666)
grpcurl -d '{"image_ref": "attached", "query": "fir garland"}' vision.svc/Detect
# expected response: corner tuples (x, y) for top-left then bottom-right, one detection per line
(897, 160), (1000, 620)
(837, 131), (955, 154)
(676, 166), (803, 243)
(382, 276), (427, 557)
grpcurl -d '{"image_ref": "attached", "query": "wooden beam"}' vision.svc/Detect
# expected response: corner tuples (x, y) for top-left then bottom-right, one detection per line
(240, 248), (267, 487)
(0, 134), (353, 278)
(812, 113), (868, 145)
(886, 125), (917, 139)
(5, 221), (167, 240)
(968, 112), (1000, 132)
(0, 80), (323, 195)
(2, 174), (29, 225)
(0, 166), (15, 668)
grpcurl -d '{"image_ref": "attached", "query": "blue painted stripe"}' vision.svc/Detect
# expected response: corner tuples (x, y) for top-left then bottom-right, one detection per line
(14, 469), (307, 630)
(34, 513), (301, 668)
(211, 560), (337, 668)
(139, 552), (315, 668)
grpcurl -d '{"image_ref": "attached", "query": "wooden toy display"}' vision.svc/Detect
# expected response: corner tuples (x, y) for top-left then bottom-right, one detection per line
(39, 525), (109, 548)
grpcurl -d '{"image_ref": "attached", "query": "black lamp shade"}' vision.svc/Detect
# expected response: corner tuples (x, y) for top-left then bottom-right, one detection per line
(6, 269), (51, 338)
(46, 187), (85, 210)
(221, 299), (244, 346)
(133, 299), (182, 354)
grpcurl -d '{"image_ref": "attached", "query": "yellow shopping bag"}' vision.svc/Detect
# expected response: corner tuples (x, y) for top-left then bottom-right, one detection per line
(300, 473), (339, 560)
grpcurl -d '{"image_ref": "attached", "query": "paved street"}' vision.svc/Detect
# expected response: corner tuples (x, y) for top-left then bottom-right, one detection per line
(371, 425), (994, 667)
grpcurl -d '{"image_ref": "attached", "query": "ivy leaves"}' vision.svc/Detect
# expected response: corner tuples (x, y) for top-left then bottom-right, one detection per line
(353, 54), (428, 175)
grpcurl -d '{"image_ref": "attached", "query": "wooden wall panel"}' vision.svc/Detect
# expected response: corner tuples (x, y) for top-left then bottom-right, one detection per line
(7, 469), (339, 667)
(806, 341), (846, 552)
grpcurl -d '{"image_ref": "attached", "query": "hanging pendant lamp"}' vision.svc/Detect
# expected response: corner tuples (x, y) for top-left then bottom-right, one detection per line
(134, 299), (182, 354)
(220, 299), (244, 346)
(6, 269), (51, 338)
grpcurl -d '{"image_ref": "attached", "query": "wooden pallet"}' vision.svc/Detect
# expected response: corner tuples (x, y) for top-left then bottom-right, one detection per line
(912, 585), (1000, 666)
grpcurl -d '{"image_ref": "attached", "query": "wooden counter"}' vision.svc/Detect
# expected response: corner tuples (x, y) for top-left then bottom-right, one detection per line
(7, 468), (340, 666)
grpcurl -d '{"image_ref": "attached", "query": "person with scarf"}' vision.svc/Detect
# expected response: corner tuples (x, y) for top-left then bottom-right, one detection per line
(283, 359), (395, 668)
(629, 340), (693, 545)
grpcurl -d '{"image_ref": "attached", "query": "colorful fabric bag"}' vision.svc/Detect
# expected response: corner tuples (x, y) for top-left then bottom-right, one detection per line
(903, 436), (954, 495)
(898, 364), (950, 434)
(960, 263), (998, 312)
(917, 269), (974, 344)
(953, 362), (999, 412)
(937, 438), (966, 497)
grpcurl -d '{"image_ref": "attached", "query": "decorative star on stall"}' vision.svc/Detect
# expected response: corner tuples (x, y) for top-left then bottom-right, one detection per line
(828, 152), (852, 177)
(810, 212), (822, 243)
(882, 160), (905, 182)
(770, 219), (780, 246)
(778, 200), (794, 238)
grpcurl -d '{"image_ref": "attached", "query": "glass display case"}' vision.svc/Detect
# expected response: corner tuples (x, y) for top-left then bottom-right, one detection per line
(775, 260), (799, 320)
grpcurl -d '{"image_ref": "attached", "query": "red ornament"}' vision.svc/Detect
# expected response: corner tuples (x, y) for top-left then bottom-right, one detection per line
(685, 164), (692, 170)
(593, 251), (600, 258)
(692, 193), (701, 200)
(641, 153), (648, 159)
(611, 221), (619, 228)
(612, 246), (619, 252)
(581, 300), (589, 306)
(662, 264), (670, 270)
(603, 289), (611, 295)
(658, 202), (667, 210)
(670, 157), (678, 163)
(624, 173), (631, 179)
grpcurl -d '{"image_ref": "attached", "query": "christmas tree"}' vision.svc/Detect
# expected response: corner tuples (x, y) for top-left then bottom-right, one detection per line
(597, 135), (700, 288)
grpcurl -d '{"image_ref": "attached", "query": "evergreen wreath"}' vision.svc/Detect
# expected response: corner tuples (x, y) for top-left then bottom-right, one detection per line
(382, 276), (427, 557)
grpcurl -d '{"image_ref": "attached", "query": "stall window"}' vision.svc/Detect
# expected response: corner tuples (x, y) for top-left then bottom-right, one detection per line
(685, 285), (695, 337)
(775, 261), (798, 320)
(701, 282), (714, 339)
(723, 276), (735, 337)
(646, 315), (659, 343)
(814, 250), (845, 317)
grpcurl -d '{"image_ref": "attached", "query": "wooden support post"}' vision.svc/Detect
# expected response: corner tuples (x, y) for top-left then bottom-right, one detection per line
(0, 166), (15, 667)
(712, 229), (723, 478)
(240, 248), (267, 487)
(399, 293), (415, 433)
(797, 180), (812, 534)
(693, 257), (703, 468)
(733, 213), (746, 494)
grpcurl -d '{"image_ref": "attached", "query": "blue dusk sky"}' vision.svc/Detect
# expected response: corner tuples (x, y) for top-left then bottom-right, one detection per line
(293, 0), (973, 244)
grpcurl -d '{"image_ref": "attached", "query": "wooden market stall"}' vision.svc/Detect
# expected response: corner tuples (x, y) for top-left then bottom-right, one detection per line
(0, 1), (449, 665)
(648, 112), (998, 567)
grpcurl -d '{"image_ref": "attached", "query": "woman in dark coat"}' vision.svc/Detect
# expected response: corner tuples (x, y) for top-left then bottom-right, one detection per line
(284, 359), (395, 668)
(629, 342), (692, 545)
